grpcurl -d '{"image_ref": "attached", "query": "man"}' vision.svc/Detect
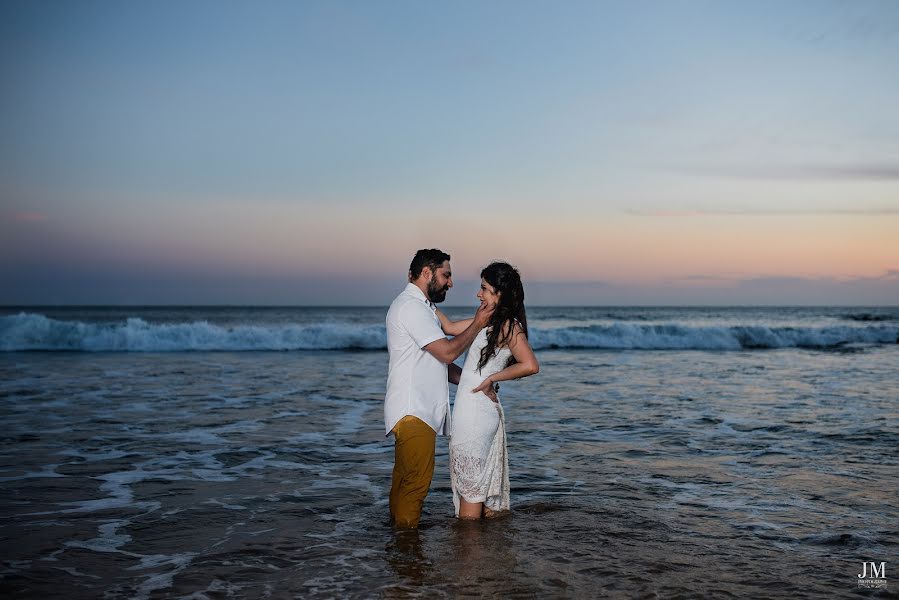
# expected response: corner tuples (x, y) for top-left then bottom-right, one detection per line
(384, 248), (495, 529)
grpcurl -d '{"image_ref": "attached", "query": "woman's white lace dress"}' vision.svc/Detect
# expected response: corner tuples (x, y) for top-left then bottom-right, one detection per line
(450, 328), (511, 516)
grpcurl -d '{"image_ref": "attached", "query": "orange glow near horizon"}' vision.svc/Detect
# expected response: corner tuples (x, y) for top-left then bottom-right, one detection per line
(5, 199), (896, 292)
(456, 212), (899, 285)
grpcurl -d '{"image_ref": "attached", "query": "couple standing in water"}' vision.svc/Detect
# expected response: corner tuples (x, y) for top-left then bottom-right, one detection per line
(384, 249), (539, 528)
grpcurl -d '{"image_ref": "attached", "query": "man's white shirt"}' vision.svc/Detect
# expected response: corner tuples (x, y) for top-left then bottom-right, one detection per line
(384, 283), (450, 436)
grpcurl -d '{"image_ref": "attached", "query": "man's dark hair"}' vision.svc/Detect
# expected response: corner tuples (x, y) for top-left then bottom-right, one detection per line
(409, 249), (450, 280)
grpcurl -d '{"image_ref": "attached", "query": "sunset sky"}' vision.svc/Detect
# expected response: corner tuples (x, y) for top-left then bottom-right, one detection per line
(2, 0), (897, 305)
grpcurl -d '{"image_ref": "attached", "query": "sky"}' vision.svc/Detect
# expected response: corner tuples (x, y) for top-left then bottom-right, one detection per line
(1, 0), (897, 305)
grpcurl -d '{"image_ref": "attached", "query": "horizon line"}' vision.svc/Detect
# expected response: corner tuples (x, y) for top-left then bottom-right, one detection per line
(2, 303), (898, 309)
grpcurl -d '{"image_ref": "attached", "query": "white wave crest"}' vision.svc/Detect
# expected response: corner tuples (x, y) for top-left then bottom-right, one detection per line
(528, 323), (899, 350)
(1, 313), (897, 352)
(0, 313), (386, 352)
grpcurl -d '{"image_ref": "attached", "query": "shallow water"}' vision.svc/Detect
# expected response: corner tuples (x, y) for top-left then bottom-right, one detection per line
(1, 340), (896, 598)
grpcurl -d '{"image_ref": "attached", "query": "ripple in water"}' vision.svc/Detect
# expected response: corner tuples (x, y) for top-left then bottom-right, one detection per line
(0, 341), (896, 598)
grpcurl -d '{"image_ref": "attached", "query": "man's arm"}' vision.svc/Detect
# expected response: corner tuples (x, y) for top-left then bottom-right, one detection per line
(424, 301), (495, 364)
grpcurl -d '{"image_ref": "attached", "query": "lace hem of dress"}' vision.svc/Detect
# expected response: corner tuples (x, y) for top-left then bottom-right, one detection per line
(450, 426), (510, 512)
(450, 450), (488, 501)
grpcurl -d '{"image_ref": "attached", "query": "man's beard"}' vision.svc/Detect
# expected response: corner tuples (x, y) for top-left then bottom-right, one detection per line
(427, 276), (448, 303)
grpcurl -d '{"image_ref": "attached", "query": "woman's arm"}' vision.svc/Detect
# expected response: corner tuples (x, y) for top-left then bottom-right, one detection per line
(471, 322), (539, 397)
(435, 308), (475, 336)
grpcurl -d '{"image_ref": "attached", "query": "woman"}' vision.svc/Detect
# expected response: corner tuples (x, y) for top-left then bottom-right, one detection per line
(436, 261), (539, 519)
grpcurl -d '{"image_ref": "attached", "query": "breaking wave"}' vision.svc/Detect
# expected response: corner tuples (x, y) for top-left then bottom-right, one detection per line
(2, 313), (898, 352)
(531, 323), (899, 350)
(0, 313), (385, 352)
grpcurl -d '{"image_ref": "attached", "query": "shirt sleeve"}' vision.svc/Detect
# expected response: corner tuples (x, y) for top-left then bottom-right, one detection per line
(401, 301), (445, 349)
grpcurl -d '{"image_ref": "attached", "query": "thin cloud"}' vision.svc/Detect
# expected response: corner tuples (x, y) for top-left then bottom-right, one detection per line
(516, 271), (899, 305)
(627, 207), (899, 217)
(681, 270), (899, 287)
(5, 212), (49, 222)
(681, 274), (737, 282)
(737, 276), (821, 286)
(676, 163), (899, 181)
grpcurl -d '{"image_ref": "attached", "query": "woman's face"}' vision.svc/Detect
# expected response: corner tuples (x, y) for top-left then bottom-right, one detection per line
(476, 277), (500, 306)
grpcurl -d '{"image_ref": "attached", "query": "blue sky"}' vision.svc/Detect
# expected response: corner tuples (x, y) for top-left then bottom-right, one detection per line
(2, 1), (898, 305)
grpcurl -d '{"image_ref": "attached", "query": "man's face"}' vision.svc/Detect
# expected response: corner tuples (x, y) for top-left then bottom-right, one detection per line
(426, 261), (453, 303)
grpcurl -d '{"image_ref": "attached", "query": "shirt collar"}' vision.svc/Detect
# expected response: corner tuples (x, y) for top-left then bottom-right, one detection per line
(404, 282), (436, 311)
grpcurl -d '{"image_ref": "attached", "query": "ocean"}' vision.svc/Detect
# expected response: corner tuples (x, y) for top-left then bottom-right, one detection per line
(1, 306), (896, 598)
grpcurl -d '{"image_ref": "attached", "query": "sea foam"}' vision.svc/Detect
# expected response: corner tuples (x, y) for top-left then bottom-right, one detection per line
(0, 313), (385, 352)
(2, 312), (897, 352)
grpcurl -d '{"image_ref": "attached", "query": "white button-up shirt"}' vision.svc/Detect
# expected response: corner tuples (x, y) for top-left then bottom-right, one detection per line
(384, 283), (449, 435)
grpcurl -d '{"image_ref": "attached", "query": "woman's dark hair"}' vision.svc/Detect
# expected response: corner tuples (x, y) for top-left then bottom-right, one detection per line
(409, 248), (450, 280)
(477, 261), (528, 372)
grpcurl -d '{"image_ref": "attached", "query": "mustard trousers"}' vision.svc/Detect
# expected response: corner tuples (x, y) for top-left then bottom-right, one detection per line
(389, 415), (436, 529)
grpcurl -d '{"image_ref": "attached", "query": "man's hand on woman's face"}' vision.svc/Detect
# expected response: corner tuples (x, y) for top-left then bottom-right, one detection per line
(474, 300), (496, 327)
